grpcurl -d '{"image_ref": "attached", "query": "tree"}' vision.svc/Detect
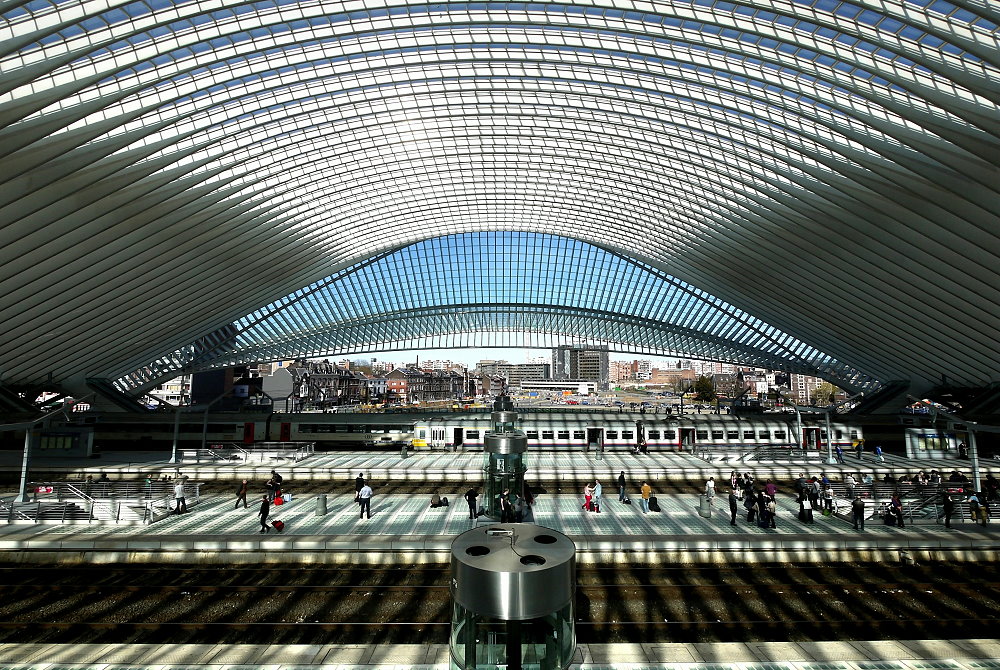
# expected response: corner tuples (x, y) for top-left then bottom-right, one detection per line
(694, 375), (717, 401)
(813, 382), (837, 405)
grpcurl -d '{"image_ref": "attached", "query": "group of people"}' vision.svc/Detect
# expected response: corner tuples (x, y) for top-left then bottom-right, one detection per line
(581, 479), (603, 512)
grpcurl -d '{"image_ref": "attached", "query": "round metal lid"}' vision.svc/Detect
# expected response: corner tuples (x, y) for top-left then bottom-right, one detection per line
(451, 524), (575, 620)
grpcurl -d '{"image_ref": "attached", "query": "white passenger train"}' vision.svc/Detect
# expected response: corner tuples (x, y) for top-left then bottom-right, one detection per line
(412, 412), (862, 452)
(83, 410), (862, 453)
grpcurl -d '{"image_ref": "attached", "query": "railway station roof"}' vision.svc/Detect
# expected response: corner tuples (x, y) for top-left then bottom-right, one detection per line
(0, 0), (998, 402)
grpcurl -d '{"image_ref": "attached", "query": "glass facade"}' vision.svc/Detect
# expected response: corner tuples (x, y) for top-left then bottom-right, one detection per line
(449, 600), (575, 670)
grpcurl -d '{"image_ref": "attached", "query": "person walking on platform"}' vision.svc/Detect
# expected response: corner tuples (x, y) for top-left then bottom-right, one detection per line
(235, 479), (249, 510)
(855, 440), (864, 460)
(852, 495), (866, 530)
(257, 495), (270, 533)
(640, 481), (652, 514)
(835, 445), (845, 464)
(173, 478), (187, 514)
(617, 471), (627, 502)
(358, 481), (373, 519)
(354, 472), (365, 504)
(705, 477), (716, 500)
(728, 489), (738, 526)
(942, 492), (955, 529)
(592, 479), (603, 513)
(874, 445), (885, 464)
(464, 488), (478, 519)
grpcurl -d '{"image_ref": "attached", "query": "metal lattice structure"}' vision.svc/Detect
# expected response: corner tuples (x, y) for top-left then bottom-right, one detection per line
(1, 0), (998, 399)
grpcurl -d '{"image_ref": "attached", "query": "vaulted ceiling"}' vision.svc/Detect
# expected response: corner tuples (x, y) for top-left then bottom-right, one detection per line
(1, 0), (998, 400)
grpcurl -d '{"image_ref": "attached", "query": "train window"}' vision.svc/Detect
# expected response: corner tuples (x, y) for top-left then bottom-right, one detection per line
(466, 431), (480, 440)
(542, 431), (555, 439)
(418, 430), (426, 439)
(849, 430), (858, 439)
(696, 430), (708, 440)
(774, 430), (786, 439)
(711, 430), (724, 439)
(573, 431), (585, 440)
(663, 430), (675, 440)
(727, 430), (739, 439)
(647, 430), (660, 439)
(835, 430), (843, 439)
(758, 430), (770, 439)
(622, 431), (634, 439)
(557, 431), (570, 439)
(526, 431), (539, 439)
(744, 430), (755, 439)
(820, 430), (828, 439)
(606, 431), (618, 439)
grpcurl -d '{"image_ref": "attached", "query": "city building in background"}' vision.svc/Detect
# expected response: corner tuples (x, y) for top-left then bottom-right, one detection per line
(552, 345), (609, 387)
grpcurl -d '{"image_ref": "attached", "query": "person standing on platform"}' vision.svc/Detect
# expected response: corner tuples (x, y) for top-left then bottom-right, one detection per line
(766, 496), (777, 528)
(728, 489), (738, 526)
(890, 493), (904, 528)
(592, 479), (603, 513)
(967, 492), (987, 526)
(764, 479), (777, 497)
(498, 489), (513, 522)
(464, 488), (478, 519)
(855, 440), (864, 460)
(799, 493), (814, 524)
(235, 479), (249, 510)
(354, 472), (365, 504)
(845, 473), (857, 500)
(852, 495), (866, 530)
(582, 482), (594, 512)
(257, 495), (270, 533)
(358, 481), (373, 519)
(617, 471), (627, 502)
(942, 492), (955, 529)
(640, 481), (652, 514)
(835, 445), (845, 464)
(705, 477), (716, 500)
(265, 478), (276, 502)
(173, 478), (187, 514)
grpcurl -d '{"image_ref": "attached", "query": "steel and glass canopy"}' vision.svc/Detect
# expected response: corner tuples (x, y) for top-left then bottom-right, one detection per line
(0, 0), (998, 399)
(120, 232), (874, 391)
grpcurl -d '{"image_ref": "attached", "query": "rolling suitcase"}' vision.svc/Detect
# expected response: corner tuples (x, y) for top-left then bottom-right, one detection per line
(648, 496), (661, 512)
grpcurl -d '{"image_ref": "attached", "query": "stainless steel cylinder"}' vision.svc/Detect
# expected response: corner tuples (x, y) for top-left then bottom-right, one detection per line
(451, 524), (575, 620)
(484, 432), (528, 454)
(491, 410), (519, 427)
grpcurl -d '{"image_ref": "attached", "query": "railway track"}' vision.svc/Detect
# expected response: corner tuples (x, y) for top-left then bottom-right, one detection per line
(0, 564), (997, 644)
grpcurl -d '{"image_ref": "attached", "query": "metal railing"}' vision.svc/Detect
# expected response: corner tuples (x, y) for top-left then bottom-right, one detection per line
(11, 480), (204, 525)
(181, 442), (315, 463)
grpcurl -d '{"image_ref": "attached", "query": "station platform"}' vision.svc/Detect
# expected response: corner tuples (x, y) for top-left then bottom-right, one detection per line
(0, 638), (998, 669)
(1, 449), (995, 564)
(3, 447), (985, 484)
